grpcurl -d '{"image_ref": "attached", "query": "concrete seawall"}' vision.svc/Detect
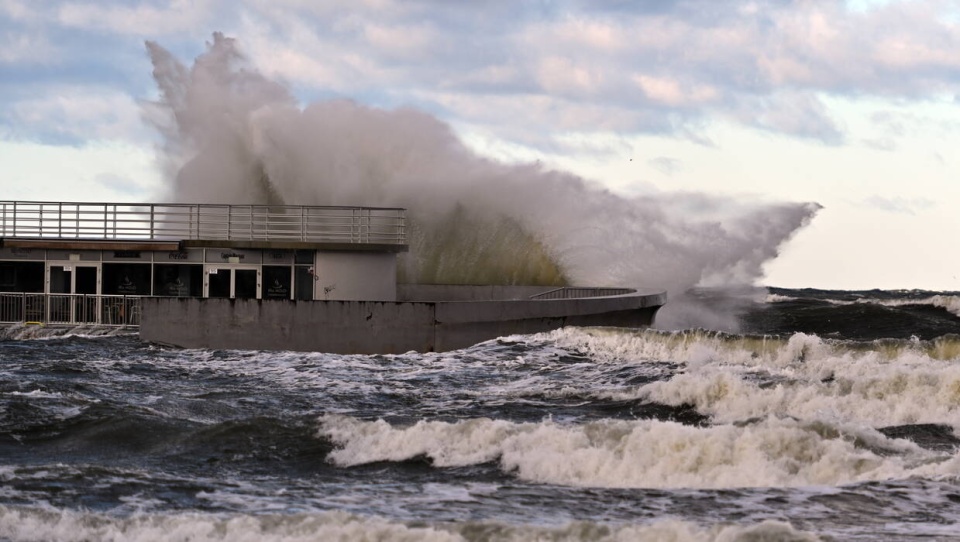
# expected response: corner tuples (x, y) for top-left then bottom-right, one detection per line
(140, 287), (666, 354)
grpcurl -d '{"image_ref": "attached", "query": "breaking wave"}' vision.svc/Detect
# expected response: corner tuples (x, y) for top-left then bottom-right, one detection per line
(0, 506), (823, 542)
(317, 413), (957, 489)
(547, 328), (960, 429)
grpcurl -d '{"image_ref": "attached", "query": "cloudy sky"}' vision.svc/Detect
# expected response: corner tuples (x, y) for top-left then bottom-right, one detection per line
(1, 0), (959, 290)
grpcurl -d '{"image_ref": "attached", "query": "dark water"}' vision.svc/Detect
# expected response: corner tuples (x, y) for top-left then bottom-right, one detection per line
(2, 288), (960, 541)
(744, 288), (960, 340)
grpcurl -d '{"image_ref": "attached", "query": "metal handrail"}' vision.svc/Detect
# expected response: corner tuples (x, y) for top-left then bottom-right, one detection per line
(0, 201), (407, 245)
(0, 293), (142, 327)
(529, 287), (635, 300)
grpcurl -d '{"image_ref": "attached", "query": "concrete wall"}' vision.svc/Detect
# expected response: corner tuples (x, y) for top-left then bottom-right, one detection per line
(398, 284), (556, 301)
(314, 251), (397, 301)
(140, 288), (666, 354)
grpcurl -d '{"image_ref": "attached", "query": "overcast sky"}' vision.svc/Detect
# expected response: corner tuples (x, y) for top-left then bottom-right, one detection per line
(2, 0), (960, 290)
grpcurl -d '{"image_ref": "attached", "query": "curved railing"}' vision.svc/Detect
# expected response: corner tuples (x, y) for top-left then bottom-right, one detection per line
(528, 287), (636, 300)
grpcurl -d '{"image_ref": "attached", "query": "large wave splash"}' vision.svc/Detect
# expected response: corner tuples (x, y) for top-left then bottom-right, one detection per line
(143, 33), (819, 329)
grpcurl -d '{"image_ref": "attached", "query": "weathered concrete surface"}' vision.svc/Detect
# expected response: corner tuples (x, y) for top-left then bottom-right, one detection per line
(141, 298), (435, 354)
(314, 251), (397, 301)
(397, 284), (555, 301)
(431, 294), (663, 352)
(140, 288), (666, 354)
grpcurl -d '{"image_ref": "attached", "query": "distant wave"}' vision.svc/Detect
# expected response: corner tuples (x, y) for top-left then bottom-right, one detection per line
(811, 295), (960, 317)
(749, 289), (960, 340)
(868, 295), (960, 317)
(764, 291), (960, 318)
(765, 293), (798, 303)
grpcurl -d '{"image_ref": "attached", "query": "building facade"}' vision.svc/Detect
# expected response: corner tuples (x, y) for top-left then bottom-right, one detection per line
(0, 201), (407, 326)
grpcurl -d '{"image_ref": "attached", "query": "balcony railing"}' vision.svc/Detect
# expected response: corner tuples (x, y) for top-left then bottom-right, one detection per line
(0, 293), (141, 327)
(0, 201), (407, 245)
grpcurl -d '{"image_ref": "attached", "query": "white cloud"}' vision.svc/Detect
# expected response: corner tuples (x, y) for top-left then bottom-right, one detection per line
(424, 91), (671, 151)
(0, 140), (161, 202)
(361, 21), (439, 59)
(7, 0), (960, 149)
(633, 74), (720, 108)
(0, 31), (58, 64)
(53, 0), (912, 155)
(730, 91), (845, 143)
(5, 87), (149, 143)
(0, 0), (46, 21)
(536, 56), (604, 96)
(861, 137), (897, 151)
(860, 195), (937, 214)
(648, 156), (682, 176)
(6, 1), (960, 290)
(452, 64), (521, 88)
(57, 0), (218, 36)
(549, 18), (630, 53)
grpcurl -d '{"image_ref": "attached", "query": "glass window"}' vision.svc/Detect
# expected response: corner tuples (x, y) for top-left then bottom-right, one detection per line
(103, 264), (151, 295)
(294, 250), (315, 265)
(153, 264), (202, 297)
(0, 262), (44, 293)
(295, 266), (314, 300)
(263, 266), (292, 299)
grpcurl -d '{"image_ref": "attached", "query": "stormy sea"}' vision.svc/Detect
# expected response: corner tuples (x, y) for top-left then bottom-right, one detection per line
(2, 287), (960, 541)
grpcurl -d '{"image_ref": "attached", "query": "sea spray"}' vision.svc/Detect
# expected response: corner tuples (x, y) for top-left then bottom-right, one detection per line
(144, 33), (819, 328)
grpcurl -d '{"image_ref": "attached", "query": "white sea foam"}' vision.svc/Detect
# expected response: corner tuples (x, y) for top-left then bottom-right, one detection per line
(0, 506), (825, 542)
(869, 294), (960, 317)
(7, 390), (66, 399)
(791, 293), (960, 317)
(0, 507), (458, 542)
(549, 328), (960, 429)
(0, 324), (136, 341)
(317, 414), (958, 489)
(926, 295), (960, 317)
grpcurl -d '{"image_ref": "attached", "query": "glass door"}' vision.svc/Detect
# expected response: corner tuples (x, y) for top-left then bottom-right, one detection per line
(204, 266), (261, 299)
(207, 268), (231, 298)
(47, 263), (100, 323)
(235, 269), (258, 299)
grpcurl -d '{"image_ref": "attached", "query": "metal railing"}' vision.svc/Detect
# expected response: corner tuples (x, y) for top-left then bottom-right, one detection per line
(0, 293), (141, 327)
(0, 201), (407, 245)
(529, 287), (635, 300)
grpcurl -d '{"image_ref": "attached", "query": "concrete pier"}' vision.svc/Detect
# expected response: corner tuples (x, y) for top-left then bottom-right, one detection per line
(0, 200), (667, 353)
(140, 287), (666, 354)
